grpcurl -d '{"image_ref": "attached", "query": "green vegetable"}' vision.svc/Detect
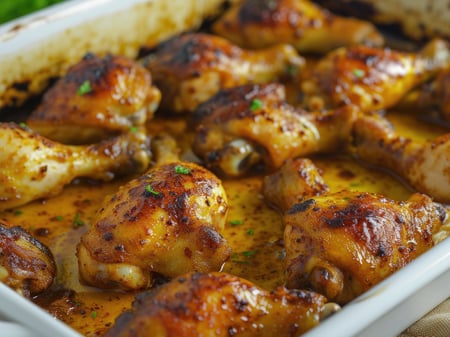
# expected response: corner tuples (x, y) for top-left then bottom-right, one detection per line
(0, 0), (66, 24)
(77, 80), (92, 95)
(230, 250), (258, 264)
(174, 165), (191, 175)
(352, 69), (365, 78)
(241, 250), (257, 257)
(250, 98), (264, 111)
(73, 212), (85, 227)
(229, 219), (243, 226)
(144, 184), (159, 196)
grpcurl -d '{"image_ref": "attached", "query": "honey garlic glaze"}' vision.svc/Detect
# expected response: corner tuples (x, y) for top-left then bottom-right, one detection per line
(0, 111), (446, 336)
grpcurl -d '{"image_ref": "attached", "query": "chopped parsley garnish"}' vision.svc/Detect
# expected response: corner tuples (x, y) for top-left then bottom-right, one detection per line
(19, 122), (30, 130)
(13, 209), (23, 216)
(230, 250), (258, 264)
(77, 80), (92, 95)
(90, 311), (97, 319)
(286, 64), (299, 76)
(352, 69), (365, 78)
(144, 184), (160, 196)
(54, 215), (63, 221)
(229, 219), (243, 226)
(129, 126), (139, 133)
(246, 228), (255, 236)
(250, 98), (263, 111)
(241, 250), (257, 257)
(175, 165), (191, 175)
(73, 212), (85, 227)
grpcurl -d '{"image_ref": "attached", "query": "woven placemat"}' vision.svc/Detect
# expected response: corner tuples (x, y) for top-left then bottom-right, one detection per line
(399, 298), (450, 337)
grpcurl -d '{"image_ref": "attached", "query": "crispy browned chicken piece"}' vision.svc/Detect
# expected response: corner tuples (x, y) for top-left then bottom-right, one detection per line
(0, 219), (56, 297)
(77, 162), (230, 290)
(192, 83), (358, 177)
(212, 0), (384, 54)
(283, 190), (445, 304)
(144, 32), (304, 114)
(399, 67), (450, 122)
(263, 159), (449, 303)
(0, 122), (150, 211)
(104, 272), (340, 337)
(27, 53), (161, 144)
(263, 158), (329, 212)
(301, 39), (450, 112)
(352, 113), (450, 204)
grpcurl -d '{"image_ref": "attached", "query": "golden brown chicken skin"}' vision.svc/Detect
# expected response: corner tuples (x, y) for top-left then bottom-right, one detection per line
(284, 190), (445, 304)
(212, 0), (384, 54)
(192, 83), (358, 177)
(263, 158), (329, 212)
(352, 113), (450, 204)
(104, 272), (339, 337)
(77, 162), (230, 290)
(0, 122), (151, 211)
(301, 39), (450, 112)
(399, 67), (450, 123)
(144, 32), (304, 114)
(0, 219), (56, 297)
(27, 53), (161, 144)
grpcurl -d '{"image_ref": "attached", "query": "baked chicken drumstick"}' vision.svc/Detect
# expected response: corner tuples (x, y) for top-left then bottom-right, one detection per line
(301, 39), (450, 112)
(352, 113), (450, 204)
(399, 67), (450, 122)
(192, 83), (358, 177)
(263, 158), (447, 304)
(77, 160), (230, 290)
(262, 158), (329, 212)
(284, 190), (445, 304)
(0, 219), (56, 297)
(104, 272), (339, 337)
(212, 0), (384, 54)
(0, 122), (151, 210)
(27, 53), (161, 144)
(144, 32), (304, 114)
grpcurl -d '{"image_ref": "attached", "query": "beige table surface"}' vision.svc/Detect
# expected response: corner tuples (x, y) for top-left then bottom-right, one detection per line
(400, 298), (450, 337)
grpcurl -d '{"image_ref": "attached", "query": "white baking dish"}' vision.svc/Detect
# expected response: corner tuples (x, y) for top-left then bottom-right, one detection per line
(0, 1), (449, 336)
(0, 0), (231, 108)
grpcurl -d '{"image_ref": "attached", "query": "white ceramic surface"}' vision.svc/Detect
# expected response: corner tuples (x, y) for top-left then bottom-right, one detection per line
(304, 237), (450, 337)
(0, 283), (82, 337)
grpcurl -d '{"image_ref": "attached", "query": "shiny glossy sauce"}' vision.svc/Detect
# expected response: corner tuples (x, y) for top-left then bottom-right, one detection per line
(0, 109), (446, 336)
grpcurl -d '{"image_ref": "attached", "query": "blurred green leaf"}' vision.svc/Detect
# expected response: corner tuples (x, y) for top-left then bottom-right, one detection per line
(0, 0), (66, 24)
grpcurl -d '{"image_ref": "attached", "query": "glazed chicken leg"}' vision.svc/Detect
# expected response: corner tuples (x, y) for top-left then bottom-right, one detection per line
(0, 123), (151, 210)
(212, 0), (384, 54)
(27, 53), (161, 144)
(262, 158), (329, 212)
(301, 39), (450, 112)
(77, 161), (230, 290)
(283, 190), (445, 304)
(352, 113), (450, 203)
(144, 32), (304, 114)
(0, 219), (56, 297)
(104, 272), (339, 337)
(399, 67), (450, 122)
(263, 159), (448, 303)
(192, 83), (358, 177)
